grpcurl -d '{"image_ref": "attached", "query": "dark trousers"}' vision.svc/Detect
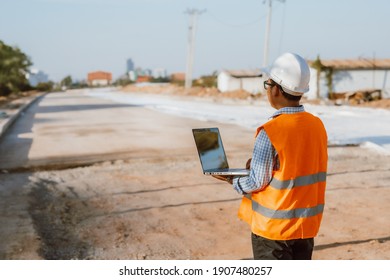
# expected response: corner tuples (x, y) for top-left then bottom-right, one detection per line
(251, 233), (314, 260)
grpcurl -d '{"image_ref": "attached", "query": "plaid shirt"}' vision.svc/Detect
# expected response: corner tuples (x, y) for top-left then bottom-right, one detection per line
(232, 106), (305, 194)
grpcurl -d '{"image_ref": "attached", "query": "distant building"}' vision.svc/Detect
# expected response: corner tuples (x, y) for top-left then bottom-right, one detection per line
(129, 68), (154, 82)
(142, 68), (152, 76)
(218, 59), (390, 99)
(152, 68), (168, 79)
(87, 71), (112, 86)
(128, 70), (137, 82)
(308, 58), (390, 99)
(170, 72), (185, 82)
(136, 75), (152, 83)
(217, 69), (265, 94)
(27, 68), (49, 86)
(127, 58), (134, 72)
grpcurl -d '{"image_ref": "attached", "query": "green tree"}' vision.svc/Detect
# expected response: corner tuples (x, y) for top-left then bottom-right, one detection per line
(311, 55), (333, 99)
(35, 81), (54, 92)
(0, 40), (32, 96)
(61, 75), (73, 88)
(193, 71), (218, 88)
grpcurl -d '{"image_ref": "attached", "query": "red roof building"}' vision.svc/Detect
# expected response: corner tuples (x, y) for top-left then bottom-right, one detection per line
(136, 75), (152, 83)
(87, 71), (112, 86)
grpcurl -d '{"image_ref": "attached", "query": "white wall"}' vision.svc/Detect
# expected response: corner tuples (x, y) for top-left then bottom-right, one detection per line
(308, 68), (390, 99)
(241, 77), (265, 94)
(333, 69), (389, 98)
(217, 71), (265, 94)
(217, 72), (236, 92)
(91, 79), (109, 86)
(307, 68), (328, 99)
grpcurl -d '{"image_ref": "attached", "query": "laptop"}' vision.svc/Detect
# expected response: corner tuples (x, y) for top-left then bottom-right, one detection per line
(192, 127), (250, 176)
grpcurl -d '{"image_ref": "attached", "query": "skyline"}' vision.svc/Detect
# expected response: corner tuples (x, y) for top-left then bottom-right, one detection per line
(1, 0), (390, 82)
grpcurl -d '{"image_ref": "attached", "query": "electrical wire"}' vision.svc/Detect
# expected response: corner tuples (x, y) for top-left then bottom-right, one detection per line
(206, 5), (283, 29)
(207, 10), (267, 28)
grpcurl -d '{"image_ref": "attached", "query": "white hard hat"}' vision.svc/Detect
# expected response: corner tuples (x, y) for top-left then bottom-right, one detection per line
(266, 52), (310, 96)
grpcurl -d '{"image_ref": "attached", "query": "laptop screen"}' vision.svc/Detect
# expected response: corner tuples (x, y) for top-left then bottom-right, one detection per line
(192, 128), (229, 171)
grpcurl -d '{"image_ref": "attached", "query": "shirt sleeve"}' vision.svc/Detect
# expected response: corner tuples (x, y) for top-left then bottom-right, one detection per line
(232, 129), (275, 194)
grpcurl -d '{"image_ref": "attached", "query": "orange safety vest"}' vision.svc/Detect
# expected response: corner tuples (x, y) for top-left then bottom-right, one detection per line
(238, 112), (328, 240)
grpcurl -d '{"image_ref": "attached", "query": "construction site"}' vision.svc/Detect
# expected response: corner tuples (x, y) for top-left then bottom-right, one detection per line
(0, 86), (389, 260)
(1, 5), (390, 280)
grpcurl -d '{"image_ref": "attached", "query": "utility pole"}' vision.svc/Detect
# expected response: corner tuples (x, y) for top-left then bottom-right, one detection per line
(373, 51), (376, 89)
(184, 8), (205, 89)
(263, 0), (272, 67)
(263, 0), (285, 67)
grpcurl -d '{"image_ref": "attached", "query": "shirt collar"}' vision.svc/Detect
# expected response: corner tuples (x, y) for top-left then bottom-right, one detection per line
(270, 105), (305, 119)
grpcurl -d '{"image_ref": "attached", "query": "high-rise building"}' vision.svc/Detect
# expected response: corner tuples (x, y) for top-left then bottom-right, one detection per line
(127, 58), (134, 72)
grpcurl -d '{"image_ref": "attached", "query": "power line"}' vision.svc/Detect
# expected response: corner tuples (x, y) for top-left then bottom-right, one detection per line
(207, 11), (267, 28)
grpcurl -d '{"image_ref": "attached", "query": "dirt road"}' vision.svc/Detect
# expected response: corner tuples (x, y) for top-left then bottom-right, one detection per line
(0, 90), (389, 259)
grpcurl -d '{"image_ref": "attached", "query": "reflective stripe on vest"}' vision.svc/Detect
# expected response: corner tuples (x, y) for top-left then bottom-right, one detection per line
(250, 197), (324, 219)
(270, 172), (327, 190)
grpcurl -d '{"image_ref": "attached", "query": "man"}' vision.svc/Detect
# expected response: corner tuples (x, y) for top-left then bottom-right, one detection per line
(213, 52), (328, 260)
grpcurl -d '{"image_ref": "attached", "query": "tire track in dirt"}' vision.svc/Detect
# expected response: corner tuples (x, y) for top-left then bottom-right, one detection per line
(28, 178), (91, 259)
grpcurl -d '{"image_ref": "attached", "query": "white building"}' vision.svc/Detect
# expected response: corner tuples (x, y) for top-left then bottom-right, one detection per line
(27, 68), (49, 86)
(218, 59), (390, 99)
(128, 71), (137, 82)
(152, 68), (168, 79)
(307, 58), (390, 99)
(217, 69), (265, 94)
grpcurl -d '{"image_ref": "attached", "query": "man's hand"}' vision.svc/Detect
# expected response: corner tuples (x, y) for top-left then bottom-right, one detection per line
(212, 175), (234, 184)
(246, 158), (252, 169)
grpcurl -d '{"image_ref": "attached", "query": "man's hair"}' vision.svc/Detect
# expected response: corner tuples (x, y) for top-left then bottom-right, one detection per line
(278, 85), (302, 101)
(270, 79), (302, 101)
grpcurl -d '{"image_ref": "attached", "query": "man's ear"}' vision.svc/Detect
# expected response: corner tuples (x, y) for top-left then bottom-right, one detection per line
(273, 86), (282, 97)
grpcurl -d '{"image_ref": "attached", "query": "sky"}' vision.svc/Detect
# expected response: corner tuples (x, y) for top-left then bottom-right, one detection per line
(1, 0), (390, 82)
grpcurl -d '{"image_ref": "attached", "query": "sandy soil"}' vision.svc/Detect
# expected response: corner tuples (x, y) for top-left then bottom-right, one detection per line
(0, 88), (389, 260)
(1, 144), (389, 260)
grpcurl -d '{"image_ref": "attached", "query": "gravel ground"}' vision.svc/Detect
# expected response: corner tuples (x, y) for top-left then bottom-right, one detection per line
(1, 143), (389, 260)
(0, 89), (389, 260)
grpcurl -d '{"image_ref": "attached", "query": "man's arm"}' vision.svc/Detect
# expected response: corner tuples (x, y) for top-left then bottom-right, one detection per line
(232, 129), (276, 194)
